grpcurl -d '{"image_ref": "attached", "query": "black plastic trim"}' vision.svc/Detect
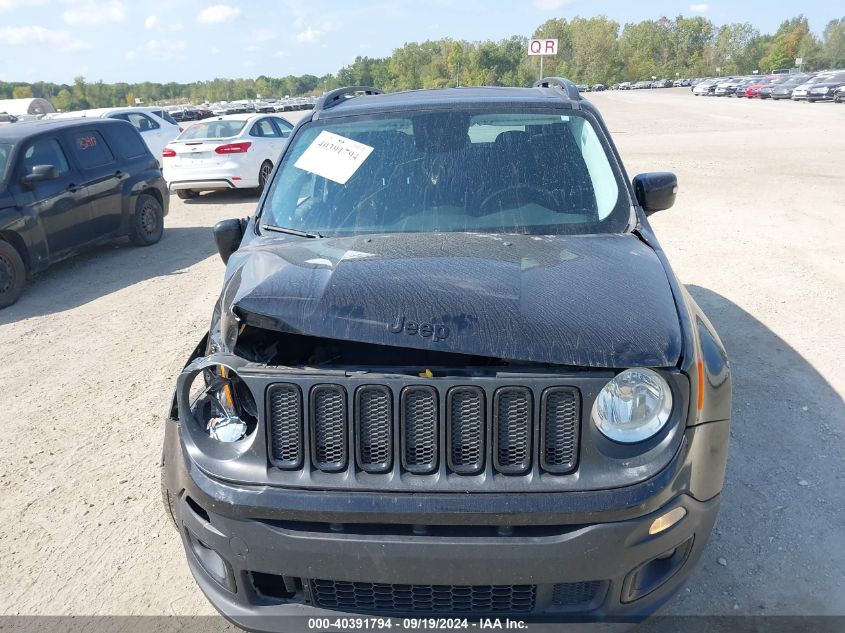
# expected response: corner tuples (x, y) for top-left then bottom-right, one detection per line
(309, 384), (348, 473)
(539, 387), (581, 474)
(400, 385), (439, 475)
(493, 386), (533, 475)
(446, 386), (486, 475)
(354, 385), (393, 474)
(266, 383), (303, 470)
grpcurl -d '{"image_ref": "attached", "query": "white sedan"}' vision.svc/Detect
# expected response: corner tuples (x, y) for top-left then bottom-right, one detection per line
(162, 114), (293, 199)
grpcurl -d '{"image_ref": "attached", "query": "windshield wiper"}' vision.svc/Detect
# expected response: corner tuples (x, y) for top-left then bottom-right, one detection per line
(261, 224), (323, 238)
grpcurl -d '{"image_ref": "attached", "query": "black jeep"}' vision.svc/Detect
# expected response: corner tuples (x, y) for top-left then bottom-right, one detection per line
(0, 118), (168, 307)
(162, 80), (731, 629)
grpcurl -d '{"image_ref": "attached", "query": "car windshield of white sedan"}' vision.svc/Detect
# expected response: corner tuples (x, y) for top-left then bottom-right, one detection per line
(178, 120), (246, 140)
(262, 109), (628, 236)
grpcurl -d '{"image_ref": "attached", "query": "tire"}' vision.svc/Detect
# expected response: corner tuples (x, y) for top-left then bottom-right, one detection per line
(258, 160), (273, 191)
(176, 189), (199, 200)
(129, 193), (164, 246)
(0, 240), (26, 309)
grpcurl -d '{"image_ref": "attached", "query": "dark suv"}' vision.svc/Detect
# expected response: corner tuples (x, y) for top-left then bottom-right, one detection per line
(162, 80), (731, 629)
(0, 118), (168, 307)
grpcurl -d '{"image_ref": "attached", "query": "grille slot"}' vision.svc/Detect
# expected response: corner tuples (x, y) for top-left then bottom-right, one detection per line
(401, 386), (438, 474)
(552, 580), (604, 607)
(493, 387), (532, 474)
(310, 385), (347, 472)
(447, 387), (485, 474)
(540, 388), (580, 473)
(356, 386), (393, 473)
(267, 384), (303, 469)
(310, 580), (536, 614)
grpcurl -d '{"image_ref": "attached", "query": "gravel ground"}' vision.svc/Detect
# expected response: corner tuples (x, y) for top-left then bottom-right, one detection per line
(0, 91), (842, 625)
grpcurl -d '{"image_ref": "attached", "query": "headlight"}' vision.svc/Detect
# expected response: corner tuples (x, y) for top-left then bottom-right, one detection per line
(811, 87), (829, 94)
(591, 368), (673, 443)
(191, 365), (257, 442)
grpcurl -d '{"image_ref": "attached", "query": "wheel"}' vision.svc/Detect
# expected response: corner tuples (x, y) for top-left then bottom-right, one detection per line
(258, 160), (273, 191)
(129, 193), (164, 246)
(0, 240), (26, 309)
(176, 189), (199, 200)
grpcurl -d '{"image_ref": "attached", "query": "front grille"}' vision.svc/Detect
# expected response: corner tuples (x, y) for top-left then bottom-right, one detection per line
(356, 386), (393, 473)
(540, 388), (580, 473)
(552, 581), (604, 606)
(447, 387), (485, 474)
(311, 580), (536, 614)
(267, 384), (303, 469)
(401, 386), (438, 474)
(494, 387), (532, 474)
(267, 381), (582, 482)
(310, 385), (347, 472)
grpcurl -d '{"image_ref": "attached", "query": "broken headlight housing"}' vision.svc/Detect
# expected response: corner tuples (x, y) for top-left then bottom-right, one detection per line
(190, 365), (257, 442)
(591, 368), (672, 444)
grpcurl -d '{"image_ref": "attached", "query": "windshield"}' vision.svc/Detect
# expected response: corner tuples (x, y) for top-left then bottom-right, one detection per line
(261, 108), (629, 237)
(0, 143), (11, 186)
(178, 120), (245, 140)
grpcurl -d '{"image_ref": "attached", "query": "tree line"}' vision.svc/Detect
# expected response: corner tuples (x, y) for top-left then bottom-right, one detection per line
(1, 14), (843, 110)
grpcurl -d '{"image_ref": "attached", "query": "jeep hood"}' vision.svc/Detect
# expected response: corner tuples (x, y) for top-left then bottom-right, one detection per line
(220, 232), (682, 368)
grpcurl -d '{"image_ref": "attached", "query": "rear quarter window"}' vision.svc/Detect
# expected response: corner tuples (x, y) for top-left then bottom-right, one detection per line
(68, 129), (115, 169)
(102, 124), (149, 159)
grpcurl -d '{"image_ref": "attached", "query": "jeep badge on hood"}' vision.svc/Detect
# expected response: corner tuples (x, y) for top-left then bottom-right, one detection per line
(388, 315), (450, 342)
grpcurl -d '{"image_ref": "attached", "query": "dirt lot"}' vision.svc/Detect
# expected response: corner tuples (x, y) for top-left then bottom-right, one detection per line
(1, 91), (843, 624)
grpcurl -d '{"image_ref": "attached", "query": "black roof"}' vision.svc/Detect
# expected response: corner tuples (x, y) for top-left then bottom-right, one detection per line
(315, 86), (588, 119)
(0, 117), (128, 143)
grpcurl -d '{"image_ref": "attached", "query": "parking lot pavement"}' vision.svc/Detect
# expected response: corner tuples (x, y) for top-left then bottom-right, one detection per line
(0, 90), (842, 622)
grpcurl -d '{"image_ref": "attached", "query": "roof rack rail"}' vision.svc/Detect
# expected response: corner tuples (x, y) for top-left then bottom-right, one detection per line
(314, 86), (383, 112)
(533, 77), (581, 102)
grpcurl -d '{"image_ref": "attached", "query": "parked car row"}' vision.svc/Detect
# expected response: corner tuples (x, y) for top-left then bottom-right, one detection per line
(615, 79), (683, 90)
(204, 96), (317, 116)
(165, 105), (215, 122)
(0, 106), (298, 307)
(691, 71), (845, 102)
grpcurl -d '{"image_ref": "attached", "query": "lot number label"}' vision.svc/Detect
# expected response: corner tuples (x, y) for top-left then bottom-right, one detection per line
(295, 131), (374, 184)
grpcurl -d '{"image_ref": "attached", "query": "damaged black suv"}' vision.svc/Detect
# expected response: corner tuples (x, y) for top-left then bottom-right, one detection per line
(162, 80), (731, 629)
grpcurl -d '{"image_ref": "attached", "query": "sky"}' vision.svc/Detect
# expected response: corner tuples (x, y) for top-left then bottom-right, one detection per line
(0, 0), (838, 84)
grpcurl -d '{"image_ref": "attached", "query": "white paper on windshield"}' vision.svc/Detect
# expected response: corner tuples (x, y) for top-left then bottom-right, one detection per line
(294, 131), (374, 185)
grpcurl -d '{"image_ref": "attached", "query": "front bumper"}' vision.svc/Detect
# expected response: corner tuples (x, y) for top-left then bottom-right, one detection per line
(162, 416), (728, 630)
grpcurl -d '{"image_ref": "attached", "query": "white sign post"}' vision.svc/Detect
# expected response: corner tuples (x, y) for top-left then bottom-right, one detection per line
(528, 39), (558, 81)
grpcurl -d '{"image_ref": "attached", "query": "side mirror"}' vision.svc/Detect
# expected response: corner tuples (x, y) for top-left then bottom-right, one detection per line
(633, 172), (677, 215)
(22, 164), (59, 187)
(213, 218), (245, 264)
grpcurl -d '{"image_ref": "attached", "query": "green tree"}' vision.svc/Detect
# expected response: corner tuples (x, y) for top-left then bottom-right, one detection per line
(711, 23), (761, 74)
(54, 89), (73, 111)
(13, 85), (33, 98)
(568, 16), (621, 83)
(760, 16), (822, 71)
(822, 18), (845, 68)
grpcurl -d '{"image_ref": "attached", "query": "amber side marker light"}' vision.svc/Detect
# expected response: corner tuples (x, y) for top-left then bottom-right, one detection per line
(697, 358), (705, 412)
(649, 507), (687, 535)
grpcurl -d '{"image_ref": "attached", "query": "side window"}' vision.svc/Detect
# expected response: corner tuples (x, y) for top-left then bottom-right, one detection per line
(272, 117), (293, 138)
(68, 129), (115, 169)
(154, 109), (179, 126)
(102, 125), (148, 159)
(21, 138), (70, 176)
(109, 112), (160, 133)
(249, 119), (279, 138)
